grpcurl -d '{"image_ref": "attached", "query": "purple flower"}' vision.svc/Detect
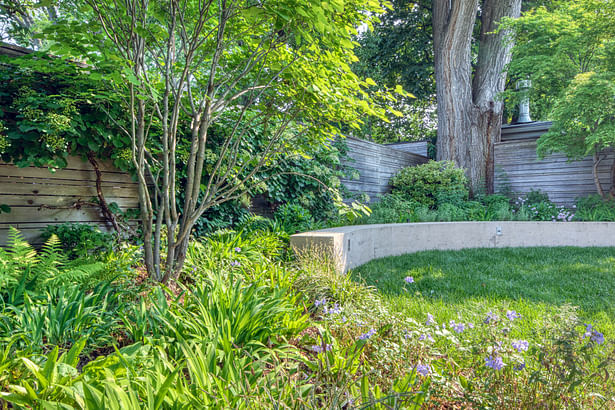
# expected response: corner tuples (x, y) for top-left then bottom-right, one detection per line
(591, 331), (605, 345)
(512, 339), (529, 352)
(506, 310), (520, 321)
(514, 362), (526, 371)
(311, 344), (332, 353)
(425, 313), (435, 326)
(359, 328), (377, 340)
(418, 333), (434, 342)
(484, 311), (499, 324)
(234, 247), (242, 252)
(467, 322), (475, 329)
(416, 364), (430, 376)
(449, 320), (465, 333)
(583, 324), (604, 344)
(404, 276), (414, 284)
(230, 260), (241, 267)
(485, 356), (505, 370)
(314, 298), (327, 307)
(325, 303), (342, 315)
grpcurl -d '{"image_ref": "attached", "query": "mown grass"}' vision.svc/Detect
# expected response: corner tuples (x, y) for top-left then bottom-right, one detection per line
(352, 247), (615, 342)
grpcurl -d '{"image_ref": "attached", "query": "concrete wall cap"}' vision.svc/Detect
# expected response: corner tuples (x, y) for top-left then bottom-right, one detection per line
(290, 221), (615, 273)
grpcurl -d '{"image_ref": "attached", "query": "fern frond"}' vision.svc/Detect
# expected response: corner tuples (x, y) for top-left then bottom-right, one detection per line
(6, 227), (38, 265)
(41, 262), (107, 289)
(35, 234), (66, 285)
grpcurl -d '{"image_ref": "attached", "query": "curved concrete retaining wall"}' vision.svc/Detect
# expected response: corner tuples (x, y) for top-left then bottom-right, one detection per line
(290, 222), (615, 273)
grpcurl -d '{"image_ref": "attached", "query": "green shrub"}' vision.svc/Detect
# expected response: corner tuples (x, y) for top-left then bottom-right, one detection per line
(273, 203), (315, 234)
(436, 203), (467, 221)
(575, 195), (615, 221)
(390, 160), (468, 208)
(41, 223), (115, 259)
(358, 194), (418, 224)
(464, 200), (488, 220)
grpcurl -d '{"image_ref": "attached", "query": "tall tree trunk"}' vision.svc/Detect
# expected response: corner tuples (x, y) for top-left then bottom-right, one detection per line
(434, 0), (521, 194)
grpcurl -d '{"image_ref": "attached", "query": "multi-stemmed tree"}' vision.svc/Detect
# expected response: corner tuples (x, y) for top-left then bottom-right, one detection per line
(41, 0), (394, 281)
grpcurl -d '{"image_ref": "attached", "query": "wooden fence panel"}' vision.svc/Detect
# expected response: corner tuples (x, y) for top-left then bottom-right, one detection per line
(385, 141), (429, 157)
(341, 137), (429, 201)
(494, 138), (613, 205)
(0, 156), (140, 246)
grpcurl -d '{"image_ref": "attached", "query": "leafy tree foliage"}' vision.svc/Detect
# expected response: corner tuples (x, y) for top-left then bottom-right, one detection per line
(36, 0), (394, 281)
(504, 0), (615, 197)
(0, 54), (129, 169)
(0, 1), (85, 48)
(353, 0), (436, 143)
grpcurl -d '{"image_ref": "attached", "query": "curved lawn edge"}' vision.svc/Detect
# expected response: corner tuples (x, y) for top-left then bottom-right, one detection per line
(290, 221), (615, 273)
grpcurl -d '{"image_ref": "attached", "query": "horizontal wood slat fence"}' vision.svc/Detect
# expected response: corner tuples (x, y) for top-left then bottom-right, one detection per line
(2, 122), (607, 247)
(340, 137), (429, 201)
(0, 156), (140, 246)
(384, 140), (429, 157)
(495, 121), (613, 205)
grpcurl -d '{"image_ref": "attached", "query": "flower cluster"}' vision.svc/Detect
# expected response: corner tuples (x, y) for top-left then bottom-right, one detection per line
(425, 313), (435, 326)
(404, 276), (414, 284)
(514, 362), (526, 371)
(359, 328), (377, 340)
(485, 355), (505, 370)
(506, 310), (520, 321)
(484, 311), (499, 324)
(552, 206), (574, 222)
(583, 323), (605, 345)
(311, 344), (333, 353)
(416, 364), (430, 376)
(449, 320), (469, 334)
(324, 303), (342, 315)
(512, 339), (529, 352)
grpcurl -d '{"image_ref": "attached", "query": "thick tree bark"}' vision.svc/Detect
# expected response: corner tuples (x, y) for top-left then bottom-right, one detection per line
(434, 0), (521, 194)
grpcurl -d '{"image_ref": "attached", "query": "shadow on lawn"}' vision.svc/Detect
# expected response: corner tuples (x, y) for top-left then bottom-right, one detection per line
(351, 247), (615, 316)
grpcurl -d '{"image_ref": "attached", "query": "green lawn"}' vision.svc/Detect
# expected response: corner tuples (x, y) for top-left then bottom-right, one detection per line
(352, 247), (615, 341)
